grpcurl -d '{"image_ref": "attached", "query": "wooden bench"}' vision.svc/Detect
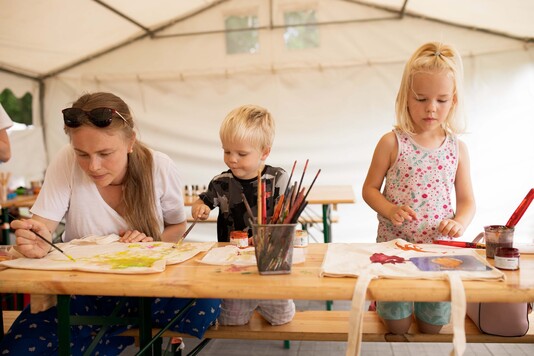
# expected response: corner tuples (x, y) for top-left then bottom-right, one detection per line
(2, 310), (22, 335)
(120, 310), (534, 344)
(3, 309), (532, 352)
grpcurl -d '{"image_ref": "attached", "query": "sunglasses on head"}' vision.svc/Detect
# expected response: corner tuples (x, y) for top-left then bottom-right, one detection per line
(62, 107), (129, 128)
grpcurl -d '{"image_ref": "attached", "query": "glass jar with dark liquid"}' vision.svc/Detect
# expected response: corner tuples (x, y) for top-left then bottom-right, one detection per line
(484, 225), (514, 259)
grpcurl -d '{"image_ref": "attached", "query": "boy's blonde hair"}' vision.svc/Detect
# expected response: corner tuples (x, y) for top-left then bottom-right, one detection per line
(219, 105), (275, 151)
(395, 42), (465, 135)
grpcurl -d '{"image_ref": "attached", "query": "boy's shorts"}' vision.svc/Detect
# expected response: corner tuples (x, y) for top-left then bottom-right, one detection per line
(219, 299), (295, 326)
(376, 301), (451, 326)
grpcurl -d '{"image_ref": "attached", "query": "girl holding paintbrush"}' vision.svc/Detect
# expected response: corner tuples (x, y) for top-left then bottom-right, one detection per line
(2, 92), (220, 354)
(192, 104), (296, 326)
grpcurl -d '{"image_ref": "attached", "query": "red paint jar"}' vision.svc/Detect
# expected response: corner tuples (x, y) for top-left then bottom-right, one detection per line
(229, 231), (249, 248)
(494, 247), (520, 270)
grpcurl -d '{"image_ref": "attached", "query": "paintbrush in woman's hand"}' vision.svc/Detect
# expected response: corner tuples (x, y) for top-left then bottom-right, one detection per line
(9, 214), (75, 261)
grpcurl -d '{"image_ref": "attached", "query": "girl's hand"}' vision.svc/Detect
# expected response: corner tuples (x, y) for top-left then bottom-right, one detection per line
(438, 219), (464, 238)
(10, 219), (52, 258)
(119, 230), (154, 243)
(388, 205), (417, 226)
(191, 203), (211, 220)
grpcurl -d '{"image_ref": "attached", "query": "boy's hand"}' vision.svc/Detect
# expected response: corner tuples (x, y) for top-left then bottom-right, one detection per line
(388, 205), (417, 226)
(192, 203), (211, 220)
(438, 219), (464, 238)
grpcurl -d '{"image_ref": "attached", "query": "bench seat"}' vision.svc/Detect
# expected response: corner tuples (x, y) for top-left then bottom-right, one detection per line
(119, 310), (534, 343)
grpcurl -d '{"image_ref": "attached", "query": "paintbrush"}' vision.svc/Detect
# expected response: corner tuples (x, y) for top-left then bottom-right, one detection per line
(506, 188), (534, 228)
(173, 218), (198, 247)
(296, 159), (309, 197)
(283, 160), (297, 197)
(241, 192), (256, 227)
(302, 169), (321, 203)
(8, 214), (75, 261)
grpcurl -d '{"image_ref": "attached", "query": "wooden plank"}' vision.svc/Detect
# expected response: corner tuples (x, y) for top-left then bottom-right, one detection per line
(120, 310), (534, 343)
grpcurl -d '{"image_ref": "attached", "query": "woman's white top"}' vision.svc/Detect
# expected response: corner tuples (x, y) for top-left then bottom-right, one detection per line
(31, 145), (186, 241)
(0, 104), (14, 130)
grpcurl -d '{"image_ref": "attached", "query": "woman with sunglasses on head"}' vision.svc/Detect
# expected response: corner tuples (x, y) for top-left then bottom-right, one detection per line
(1, 92), (221, 355)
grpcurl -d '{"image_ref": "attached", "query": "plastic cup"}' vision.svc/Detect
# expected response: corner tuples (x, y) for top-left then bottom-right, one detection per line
(484, 225), (514, 259)
(252, 224), (296, 275)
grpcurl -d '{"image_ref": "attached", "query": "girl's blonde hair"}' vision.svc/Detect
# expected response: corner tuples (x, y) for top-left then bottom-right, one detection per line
(395, 42), (465, 135)
(219, 105), (275, 151)
(65, 92), (161, 240)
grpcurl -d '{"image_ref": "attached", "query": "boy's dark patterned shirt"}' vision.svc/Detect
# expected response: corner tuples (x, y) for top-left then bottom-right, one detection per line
(199, 165), (289, 242)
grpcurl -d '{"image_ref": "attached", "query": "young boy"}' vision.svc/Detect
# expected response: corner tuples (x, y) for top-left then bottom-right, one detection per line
(192, 104), (295, 326)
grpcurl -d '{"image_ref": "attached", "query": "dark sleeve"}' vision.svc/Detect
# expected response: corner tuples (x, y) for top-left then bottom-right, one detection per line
(199, 180), (217, 210)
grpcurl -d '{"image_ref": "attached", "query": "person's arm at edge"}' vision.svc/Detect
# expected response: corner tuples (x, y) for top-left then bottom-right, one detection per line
(0, 129), (11, 162)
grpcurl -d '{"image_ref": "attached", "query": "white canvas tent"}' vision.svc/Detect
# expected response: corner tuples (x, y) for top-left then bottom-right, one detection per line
(1, 0), (533, 243)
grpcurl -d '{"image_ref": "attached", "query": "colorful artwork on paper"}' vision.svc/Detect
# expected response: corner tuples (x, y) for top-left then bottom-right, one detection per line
(0, 234), (215, 274)
(410, 255), (492, 272)
(199, 245), (306, 266)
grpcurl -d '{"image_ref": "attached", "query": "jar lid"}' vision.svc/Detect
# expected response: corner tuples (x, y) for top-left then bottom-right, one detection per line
(495, 247), (520, 257)
(230, 231), (248, 239)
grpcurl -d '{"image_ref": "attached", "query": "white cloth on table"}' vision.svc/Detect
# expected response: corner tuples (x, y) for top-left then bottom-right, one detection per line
(320, 239), (504, 356)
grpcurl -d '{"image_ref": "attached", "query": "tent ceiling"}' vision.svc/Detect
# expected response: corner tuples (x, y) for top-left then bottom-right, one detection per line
(1, 0), (533, 80)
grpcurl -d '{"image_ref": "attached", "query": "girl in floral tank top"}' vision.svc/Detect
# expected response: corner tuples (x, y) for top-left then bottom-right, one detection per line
(362, 42), (475, 336)
(377, 129), (459, 243)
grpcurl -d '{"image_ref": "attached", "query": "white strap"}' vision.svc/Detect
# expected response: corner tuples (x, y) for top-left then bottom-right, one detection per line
(346, 268), (375, 356)
(446, 271), (466, 356)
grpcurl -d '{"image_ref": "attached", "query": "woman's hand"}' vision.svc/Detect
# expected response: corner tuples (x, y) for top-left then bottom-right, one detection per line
(439, 219), (465, 238)
(119, 230), (154, 243)
(10, 218), (52, 258)
(387, 205), (417, 226)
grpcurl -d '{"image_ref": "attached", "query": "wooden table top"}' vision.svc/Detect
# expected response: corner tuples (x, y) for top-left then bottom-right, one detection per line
(183, 185), (356, 206)
(0, 243), (532, 303)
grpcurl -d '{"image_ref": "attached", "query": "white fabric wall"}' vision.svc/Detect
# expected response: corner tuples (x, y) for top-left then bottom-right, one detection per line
(24, 2), (534, 243)
(0, 72), (47, 189)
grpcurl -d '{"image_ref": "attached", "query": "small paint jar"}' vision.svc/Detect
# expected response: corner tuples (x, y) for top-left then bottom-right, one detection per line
(494, 247), (520, 270)
(229, 231), (249, 248)
(293, 229), (309, 248)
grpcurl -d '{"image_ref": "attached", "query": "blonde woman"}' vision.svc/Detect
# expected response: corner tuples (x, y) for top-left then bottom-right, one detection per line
(3, 92), (220, 354)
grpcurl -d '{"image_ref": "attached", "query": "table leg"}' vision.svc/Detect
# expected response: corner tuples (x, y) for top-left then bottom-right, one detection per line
(57, 295), (71, 356)
(321, 204), (334, 310)
(138, 297), (153, 356)
(1, 207), (10, 245)
(321, 204), (332, 243)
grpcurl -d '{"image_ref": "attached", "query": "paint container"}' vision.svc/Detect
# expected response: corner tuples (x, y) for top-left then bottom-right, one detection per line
(293, 229), (309, 248)
(494, 247), (520, 270)
(253, 224), (296, 275)
(229, 231), (249, 248)
(484, 225), (514, 259)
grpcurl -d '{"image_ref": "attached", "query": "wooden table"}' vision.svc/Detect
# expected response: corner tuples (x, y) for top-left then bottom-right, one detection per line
(0, 243), (533, 354)
(184, 185), (356, 243)
(1, 243), (533, 302)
